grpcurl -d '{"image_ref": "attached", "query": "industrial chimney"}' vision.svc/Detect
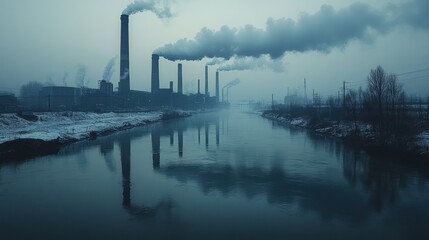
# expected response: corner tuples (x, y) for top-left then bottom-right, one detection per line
(216, 71), (220, 103)
(151, 54), (160, 94)
(178, 63), (183, 95)
(205, 66), (209, 96)
(119, 15), (130, 95)
(198, 79), (200, 94)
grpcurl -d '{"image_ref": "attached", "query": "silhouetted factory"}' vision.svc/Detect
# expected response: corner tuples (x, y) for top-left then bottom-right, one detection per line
(114, 14), (220, 110)
(29, 14), (222, 112)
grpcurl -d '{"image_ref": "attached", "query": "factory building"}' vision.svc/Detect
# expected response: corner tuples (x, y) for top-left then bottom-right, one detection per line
(38, 86), (82, 111)
(0, 92), (18, 112)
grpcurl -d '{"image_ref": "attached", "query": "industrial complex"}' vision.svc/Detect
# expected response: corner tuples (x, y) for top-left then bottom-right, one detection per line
(1, 14), (223, 113)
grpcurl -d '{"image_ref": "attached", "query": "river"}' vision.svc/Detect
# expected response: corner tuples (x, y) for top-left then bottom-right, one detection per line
(1, 109), (429, 240)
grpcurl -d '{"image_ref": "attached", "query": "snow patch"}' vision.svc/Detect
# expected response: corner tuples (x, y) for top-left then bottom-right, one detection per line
(0, 112), (163, 144)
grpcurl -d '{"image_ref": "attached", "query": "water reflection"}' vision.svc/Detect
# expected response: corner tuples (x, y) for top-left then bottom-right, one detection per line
(2, 111), (429, 239)
(146, 113), (429, 224)
(116, 113), (224, 219)
(100, 140), (116, 173)
(149, 114), (222, 168)
(342, 149), (409, 212)
(270, 118), (429, 212)
(119, 134), (173, 219)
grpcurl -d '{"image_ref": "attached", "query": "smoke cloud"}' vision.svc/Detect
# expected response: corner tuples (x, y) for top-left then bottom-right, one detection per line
(122, 0), (172, 18)
(218, 56), (285, 72)
(206, 58), (225, 66)
(102, 56), (118, 82)
(224, 79), (241, 89)
(75, 65), (87, 87)
(120, 68), (129, 80)
(155, 0), (428, 62)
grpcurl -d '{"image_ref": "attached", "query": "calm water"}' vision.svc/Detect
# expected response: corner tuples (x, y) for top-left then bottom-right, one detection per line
(1, 109), (429, 240)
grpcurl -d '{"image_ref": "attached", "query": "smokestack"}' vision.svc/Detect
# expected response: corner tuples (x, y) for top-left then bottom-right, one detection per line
(178, 63), (183, 94)
(151, 54), (160, 94)
(119, 15), (130, 95)
(170, 81), (173, 91)
(216, 71), (219, 103)
(198, 79), (200, 94)
(205, 66), (209, 96)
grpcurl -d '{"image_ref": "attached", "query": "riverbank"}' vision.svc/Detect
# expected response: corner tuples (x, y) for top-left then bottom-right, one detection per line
(0, 111), (191, 162)
(262, 110), (429, 160)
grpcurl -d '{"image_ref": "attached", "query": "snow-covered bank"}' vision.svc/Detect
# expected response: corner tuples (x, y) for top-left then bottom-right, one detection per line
(263, 112), (429, 159)
(263, 112), (374, 138)
(0, 111), (165, 144)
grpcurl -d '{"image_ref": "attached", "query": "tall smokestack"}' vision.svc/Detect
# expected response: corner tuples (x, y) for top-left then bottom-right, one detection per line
(178, 63), (183, 94)
(198, 79), (200, 94)
(205, 66), (209, 96)
(151, 54), (160, 94)
(216, 71), (219, 103)
(119, 15), (130, 95)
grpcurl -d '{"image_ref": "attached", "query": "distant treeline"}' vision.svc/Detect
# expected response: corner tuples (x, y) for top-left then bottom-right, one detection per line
(271, 66), (429, 145)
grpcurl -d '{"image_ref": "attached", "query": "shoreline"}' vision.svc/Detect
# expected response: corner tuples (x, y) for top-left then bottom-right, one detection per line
(0, 110), (191, 162)
(262, 111), (429, 161)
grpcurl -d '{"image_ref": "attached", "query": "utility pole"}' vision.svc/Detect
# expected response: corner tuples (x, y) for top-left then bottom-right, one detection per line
(312, 89), (315, 105)
(338, 91), (340, 106)
(304, 78), (308, 104)
(272, 94), (274, 110)
(343, 81), (346, 109)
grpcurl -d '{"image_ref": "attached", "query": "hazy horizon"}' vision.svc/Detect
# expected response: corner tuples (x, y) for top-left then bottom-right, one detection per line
(1, 0), (428, 102)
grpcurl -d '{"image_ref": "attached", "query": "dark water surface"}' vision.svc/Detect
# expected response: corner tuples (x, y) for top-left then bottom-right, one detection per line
(1, 110), (429, 240)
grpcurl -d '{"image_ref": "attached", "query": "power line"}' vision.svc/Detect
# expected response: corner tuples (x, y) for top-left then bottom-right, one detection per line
(398, 74), (429, 82)
(396, 67), (429, 77)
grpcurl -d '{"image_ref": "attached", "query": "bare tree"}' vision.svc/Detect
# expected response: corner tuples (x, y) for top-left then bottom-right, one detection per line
(346, 89), (359, 132)
(365, 66), (389, 135)
(367, 66), (388, 115)
(326, 95), (337, 119)
(386, 74), (403, 114)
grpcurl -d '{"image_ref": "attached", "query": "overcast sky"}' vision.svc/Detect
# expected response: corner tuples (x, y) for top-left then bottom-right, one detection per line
(1, 0), (428, 102)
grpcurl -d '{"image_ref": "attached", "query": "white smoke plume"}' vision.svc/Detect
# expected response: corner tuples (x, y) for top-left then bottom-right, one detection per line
(122, 0), (172, 18)
(225, 78), (240, 89)
(102, 56), (118, 82)
(218, 56), (285, 72)
(120, 68), (129, 80)
(155, 0), (429, 62)
(206, 58), (225, 66)
(75, 65), (87, 87)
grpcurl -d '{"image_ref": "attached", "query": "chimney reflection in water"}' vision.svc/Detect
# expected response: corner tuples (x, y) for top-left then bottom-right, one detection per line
(120, 137), (131, 206)
(152, 130), (161, 169)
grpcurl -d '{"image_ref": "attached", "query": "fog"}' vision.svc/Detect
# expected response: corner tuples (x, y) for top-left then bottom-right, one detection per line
(0, 0), (428, 102)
